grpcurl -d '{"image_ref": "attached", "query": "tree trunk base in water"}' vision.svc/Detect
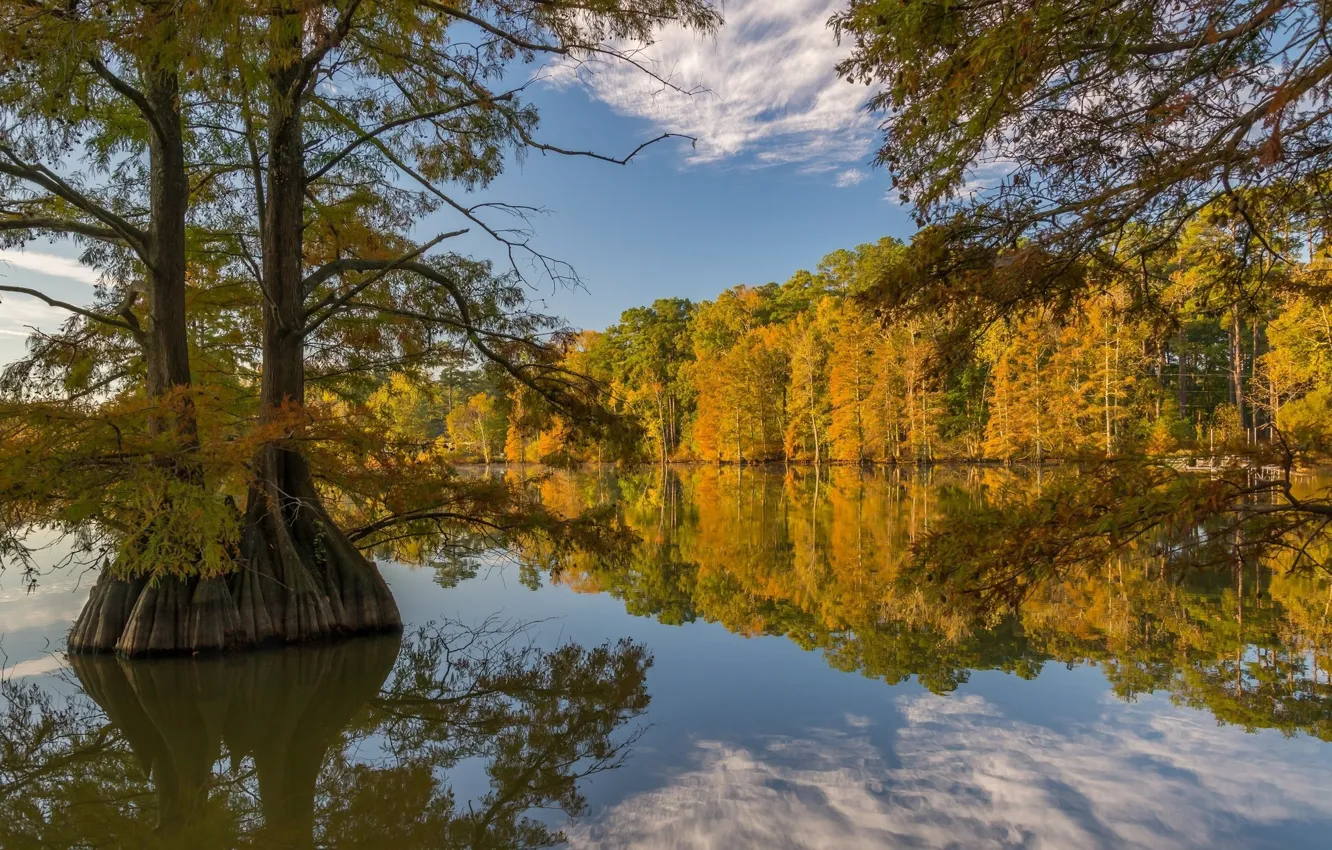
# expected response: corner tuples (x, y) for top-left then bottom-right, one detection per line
(70, 450), (402, 657)
(69, 560), (401, 658)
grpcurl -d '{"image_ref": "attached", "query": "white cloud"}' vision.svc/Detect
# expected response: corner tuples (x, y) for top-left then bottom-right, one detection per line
(0, 654), (69, 679)
(570, 692), (1332, 849)
(0, 297), (76, 339)
(834, 169), (868, 188)
(0, 249), (100, 286)
(550, 0), (876, 173)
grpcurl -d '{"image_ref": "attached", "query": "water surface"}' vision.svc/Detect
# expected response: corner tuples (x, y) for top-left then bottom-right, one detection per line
(3, 466), (1331, 848)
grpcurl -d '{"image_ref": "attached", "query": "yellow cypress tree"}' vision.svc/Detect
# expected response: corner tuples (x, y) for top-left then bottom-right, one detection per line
(827, 306), (877, 462)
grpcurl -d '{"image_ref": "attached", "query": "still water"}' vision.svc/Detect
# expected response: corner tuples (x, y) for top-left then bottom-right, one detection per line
(3, 466), (1332, 848)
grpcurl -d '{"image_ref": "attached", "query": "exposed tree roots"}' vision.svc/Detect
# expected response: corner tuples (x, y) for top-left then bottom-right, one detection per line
(69, 448), (402, 657)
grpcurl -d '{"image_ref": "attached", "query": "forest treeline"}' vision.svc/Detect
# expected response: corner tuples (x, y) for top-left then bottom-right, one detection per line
(390, 213), (1332, 465)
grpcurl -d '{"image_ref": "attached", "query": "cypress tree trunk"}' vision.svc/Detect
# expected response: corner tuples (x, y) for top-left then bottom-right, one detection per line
(70, 10), (234, 655)
(1232, 314), (1246, 436)
(74, 3), (398, 656)
(142, 64), (194, 438)
(1177, 335), (1188, 414)
(232, 2), (400, 647)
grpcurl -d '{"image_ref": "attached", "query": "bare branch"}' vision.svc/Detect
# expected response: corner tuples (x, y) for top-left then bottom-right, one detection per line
(0, 216), (125, 243)
(0, 286), (137, 335)
(306, 94), (516, 183)
(0, 150), (149, 260)
(86, 57), (168, 145)
(300, 229), (468, 333)
(295, 0), (366, 96)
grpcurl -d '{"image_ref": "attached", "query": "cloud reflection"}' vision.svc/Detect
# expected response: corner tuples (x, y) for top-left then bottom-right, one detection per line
(571, 692), (1332, 849)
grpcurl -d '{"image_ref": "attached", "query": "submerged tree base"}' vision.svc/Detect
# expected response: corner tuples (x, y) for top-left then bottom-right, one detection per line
(70, 449), (402, 657)
(69, 565), (402, 658)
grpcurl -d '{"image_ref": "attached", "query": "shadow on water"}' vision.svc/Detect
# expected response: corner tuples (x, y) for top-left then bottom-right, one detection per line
(1, 623), (651, 849)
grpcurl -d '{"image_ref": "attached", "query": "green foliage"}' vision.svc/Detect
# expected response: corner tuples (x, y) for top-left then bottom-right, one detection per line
(832, 0), (1332, 252)
(0, 392), (253, 581)
(108, 472), (242, 580)
(1281, 388), (1332, 447)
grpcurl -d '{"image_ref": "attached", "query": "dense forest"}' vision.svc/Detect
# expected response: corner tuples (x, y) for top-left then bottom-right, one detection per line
(388, 214), (1332, 466)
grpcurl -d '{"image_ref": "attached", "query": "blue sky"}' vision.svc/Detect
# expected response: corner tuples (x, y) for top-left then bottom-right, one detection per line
(0, 0), (915, 364)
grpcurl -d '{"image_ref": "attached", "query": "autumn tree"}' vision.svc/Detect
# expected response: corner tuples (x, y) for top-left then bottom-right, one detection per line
(1, 0), (724, 654)
(832, 0), (1332, 596)
(0, 0), (271, 653)
(366, 372), (446, 446)
(504, 384), (540, 464)
(826, 304), (876, 463)
(602, 299), (696, 464)
(689, 287), (780, 462)
(784, 310), (831, 463)
(447, 392), (503, 463)
(0, 0), (213, 422)
(204, 0), (724, 653)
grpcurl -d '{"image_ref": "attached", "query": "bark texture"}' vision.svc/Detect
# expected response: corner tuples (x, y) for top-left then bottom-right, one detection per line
(68, 473), (401, 656)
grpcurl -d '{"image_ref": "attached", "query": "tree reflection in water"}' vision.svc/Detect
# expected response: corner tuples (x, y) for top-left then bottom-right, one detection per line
(0, 622), (650, 848)
(524, 465), (1332, 741)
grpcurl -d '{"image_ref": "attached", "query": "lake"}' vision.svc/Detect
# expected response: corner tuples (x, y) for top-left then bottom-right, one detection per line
(3, 465), (1332, 848)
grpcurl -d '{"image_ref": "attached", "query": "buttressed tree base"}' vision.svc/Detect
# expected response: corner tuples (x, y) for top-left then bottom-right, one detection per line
(68, 449), (402, 657)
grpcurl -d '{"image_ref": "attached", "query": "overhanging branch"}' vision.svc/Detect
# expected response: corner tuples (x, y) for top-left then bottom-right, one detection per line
(0, 286), (139, 336)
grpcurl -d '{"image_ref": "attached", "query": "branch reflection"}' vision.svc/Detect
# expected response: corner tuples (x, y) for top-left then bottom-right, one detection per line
(1, 622), (650, 848)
